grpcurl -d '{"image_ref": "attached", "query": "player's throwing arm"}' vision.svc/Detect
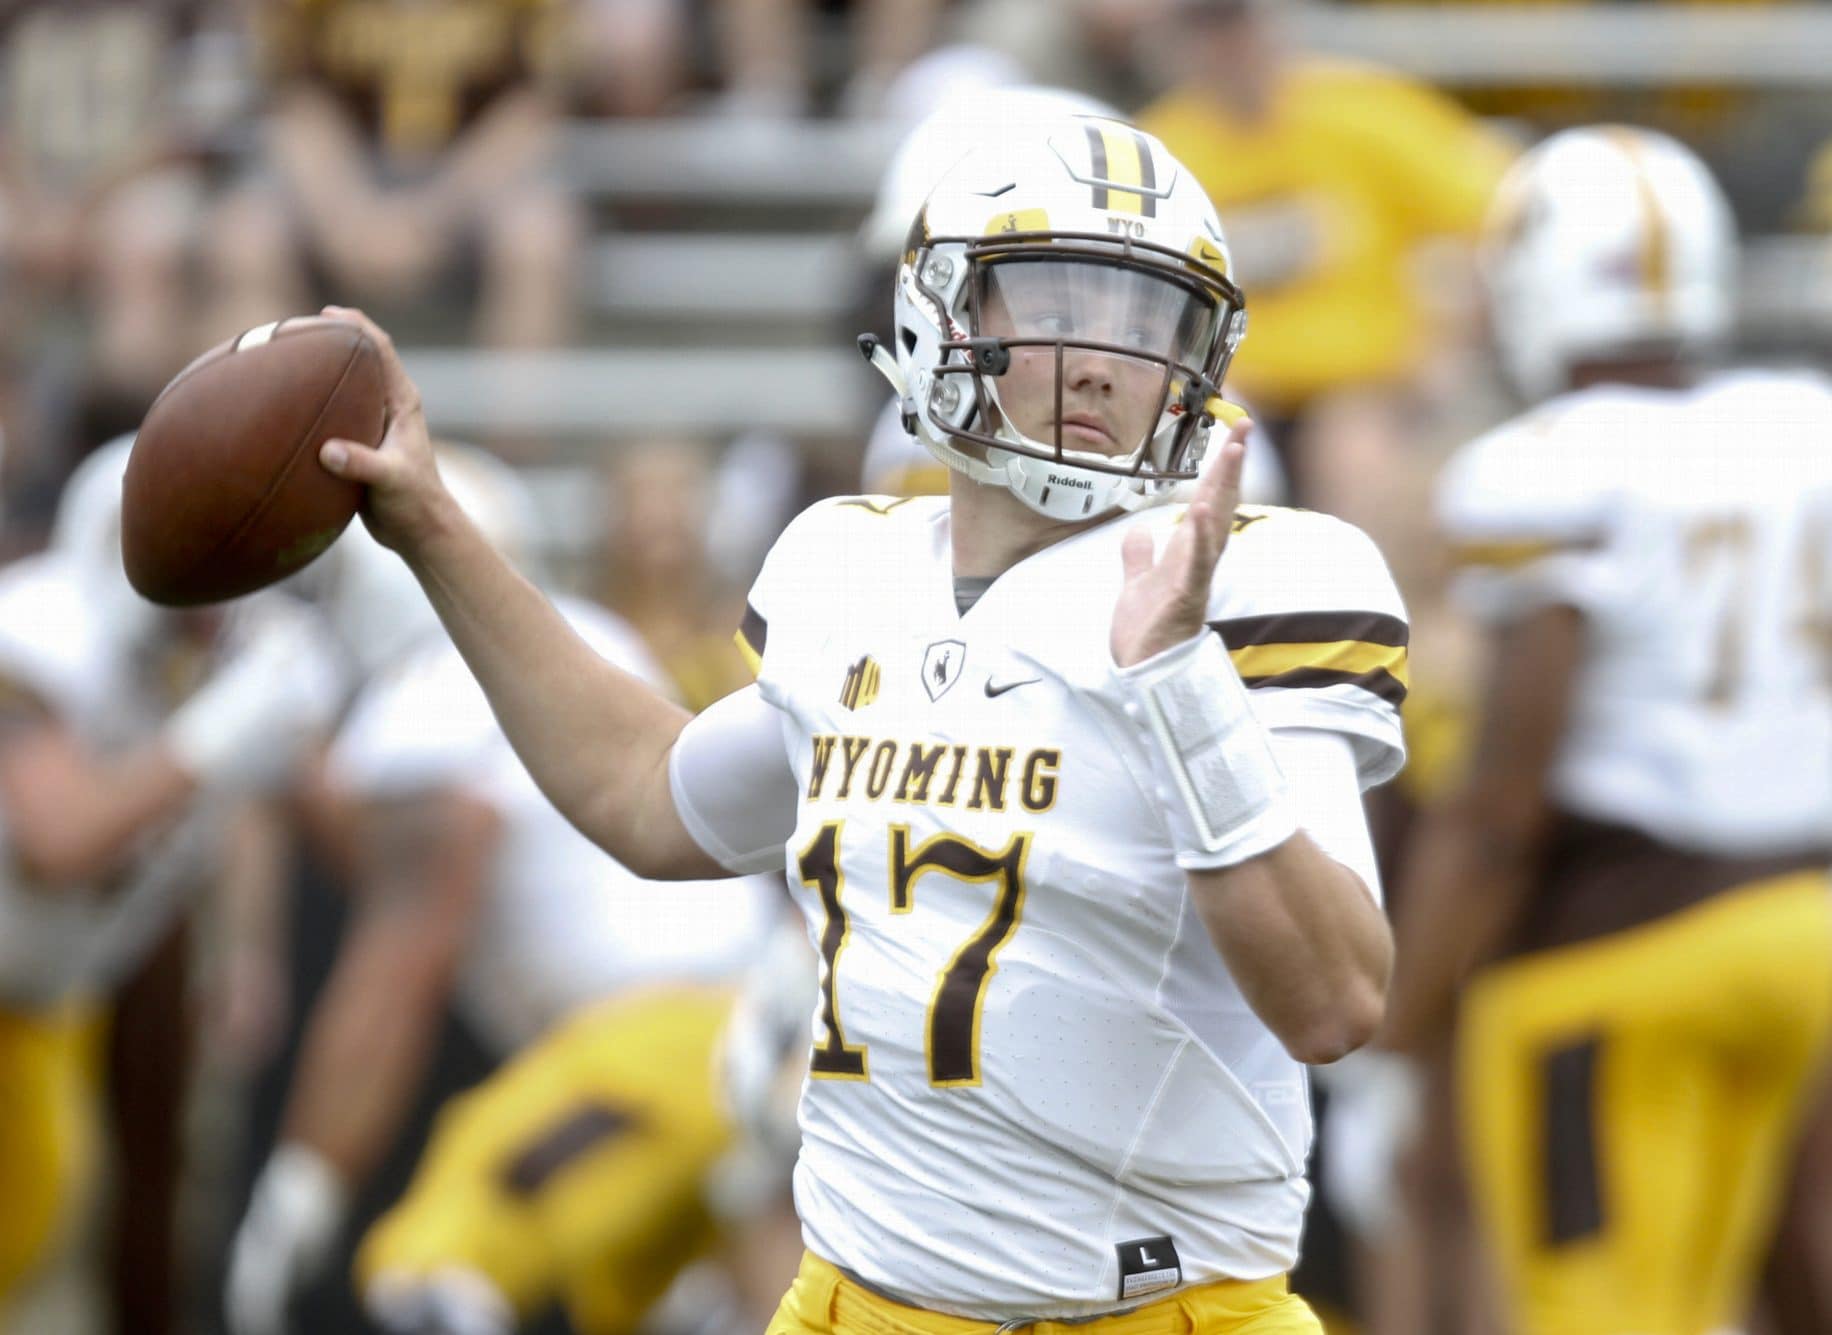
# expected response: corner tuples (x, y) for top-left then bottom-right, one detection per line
(315, 307), (722, 880)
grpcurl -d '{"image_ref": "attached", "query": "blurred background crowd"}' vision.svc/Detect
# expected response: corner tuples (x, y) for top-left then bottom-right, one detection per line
(4, 2), (1832, 1334)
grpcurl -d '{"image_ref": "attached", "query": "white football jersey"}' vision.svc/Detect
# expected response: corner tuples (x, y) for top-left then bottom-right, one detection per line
(327, 597), (779, 1053)
(0, 554), (212, 1006)
(1439, 370), (1832, 856)
(738, 495), (1405, 1319)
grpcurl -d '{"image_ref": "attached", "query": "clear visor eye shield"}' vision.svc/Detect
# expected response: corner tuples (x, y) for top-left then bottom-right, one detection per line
(864, 233), (1247, 480)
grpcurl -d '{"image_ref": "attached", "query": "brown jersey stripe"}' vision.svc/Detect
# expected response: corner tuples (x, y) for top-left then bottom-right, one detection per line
(1211, 610), (1409, 649)
(500, 1103), (637, 1196)
(739, 603), (767, 657)
(735, 603), (767, 675)
(1542, 1037), (1606, 1244)
(1240, 664), (1409, 708)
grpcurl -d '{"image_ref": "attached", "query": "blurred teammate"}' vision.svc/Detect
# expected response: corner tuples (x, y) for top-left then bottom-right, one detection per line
(226, 452), (779, 1335)
(313, 112), (1406, 1331)
(1386, 127), (1832, 1335)
(0, 440), (341, 1328)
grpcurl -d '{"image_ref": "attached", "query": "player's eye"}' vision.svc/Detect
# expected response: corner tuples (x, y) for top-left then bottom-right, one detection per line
(1034, 312), (1073, 337)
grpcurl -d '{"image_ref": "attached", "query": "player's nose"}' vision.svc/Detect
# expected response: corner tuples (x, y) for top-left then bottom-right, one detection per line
(1062, 346), (1117, 394)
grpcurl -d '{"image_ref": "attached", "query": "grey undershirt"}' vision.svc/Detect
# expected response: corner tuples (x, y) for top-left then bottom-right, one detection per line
(954, 575), (996, 616)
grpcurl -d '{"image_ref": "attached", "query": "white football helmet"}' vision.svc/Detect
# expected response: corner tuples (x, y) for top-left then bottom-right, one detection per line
(1484, 125), (1736, 400)
(318, 444), (541, 678)
(860, 85), (1121, 265)
(869, 114), (1247, 521)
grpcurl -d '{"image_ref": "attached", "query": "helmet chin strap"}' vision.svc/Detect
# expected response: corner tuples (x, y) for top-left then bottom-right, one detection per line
(859, 335), (907, 397)
(998, 447), (1144, 521)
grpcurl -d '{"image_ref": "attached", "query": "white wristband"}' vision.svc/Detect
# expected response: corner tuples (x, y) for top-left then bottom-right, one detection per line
(1117, 631), (1299, 870)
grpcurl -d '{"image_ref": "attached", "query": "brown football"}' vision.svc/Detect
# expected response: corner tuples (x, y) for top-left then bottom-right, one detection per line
(122, 316), (383, 605)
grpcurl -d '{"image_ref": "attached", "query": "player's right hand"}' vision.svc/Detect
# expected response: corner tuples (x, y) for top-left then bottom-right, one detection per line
(313, 305), (456, 559)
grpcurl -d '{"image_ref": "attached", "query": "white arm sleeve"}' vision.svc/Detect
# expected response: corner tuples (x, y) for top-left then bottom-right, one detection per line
(668, 684), (796, 875)
(1271, 727), (1384, 904)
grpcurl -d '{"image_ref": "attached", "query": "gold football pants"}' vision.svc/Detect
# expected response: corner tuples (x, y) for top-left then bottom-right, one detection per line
(1458, 871), (1832, 1335)
(0, 1002), (103, 1322)
(356, 986), (736, 1335)
(767, 1251), (1323, 1333)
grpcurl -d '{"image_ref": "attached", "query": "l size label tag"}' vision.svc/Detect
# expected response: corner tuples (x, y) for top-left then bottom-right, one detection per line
(1116, 1234), (1181, 1301)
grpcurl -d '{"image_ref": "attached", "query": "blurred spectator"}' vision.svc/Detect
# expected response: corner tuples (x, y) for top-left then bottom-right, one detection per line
(206, 0), (583, 351)
(566, 0), (694, 118)
(951, 0), (1174, 112)
(1349, 0), (1794, 137)
(597, 441), (755, 712)
(0, 1), (241, 481)
(1136, 0), (1513, 531)
(1798, 137), (1832, 233)
(710, 0), (953, 118)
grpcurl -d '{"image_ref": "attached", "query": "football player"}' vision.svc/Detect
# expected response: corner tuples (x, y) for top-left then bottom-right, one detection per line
(224, 451), (781, 1335)
(1385, 126), (1832, 1335)
(314, 114), (1406, 1332)
(0, 440), (342, 1325)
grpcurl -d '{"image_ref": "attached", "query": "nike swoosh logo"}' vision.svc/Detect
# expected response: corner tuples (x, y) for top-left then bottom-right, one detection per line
(984, 677), (1040, 698)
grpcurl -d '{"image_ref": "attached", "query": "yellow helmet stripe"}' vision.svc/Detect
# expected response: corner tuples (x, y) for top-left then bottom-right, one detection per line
(1605, 127), (1673, 314)
(1083, 122), (1155, 218)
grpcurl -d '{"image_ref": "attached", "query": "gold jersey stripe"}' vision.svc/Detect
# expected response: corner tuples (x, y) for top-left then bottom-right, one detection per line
(1230, 639), (1411, 692)
(733, 629), (761, 677)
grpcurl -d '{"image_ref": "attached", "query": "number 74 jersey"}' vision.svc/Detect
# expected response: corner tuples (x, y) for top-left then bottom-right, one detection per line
(1438, 370), (1832, 856)
(737, 492), (1406, 1321)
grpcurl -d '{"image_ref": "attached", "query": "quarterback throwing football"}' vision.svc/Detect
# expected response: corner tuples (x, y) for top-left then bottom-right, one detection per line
(318, 117), (1406, 1332)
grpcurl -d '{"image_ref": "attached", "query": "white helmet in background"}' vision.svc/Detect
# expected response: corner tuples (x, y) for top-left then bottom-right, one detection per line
(52, 436), (163, 655)
(1484, 125), (1736, 400)
(860, 85), (1121, 265)
(872, 115), (1247, 522)
(319, 444), (541, 678)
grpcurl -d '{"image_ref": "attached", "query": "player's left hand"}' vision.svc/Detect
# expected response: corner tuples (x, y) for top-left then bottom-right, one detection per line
(1110, 417), (1251, 669)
